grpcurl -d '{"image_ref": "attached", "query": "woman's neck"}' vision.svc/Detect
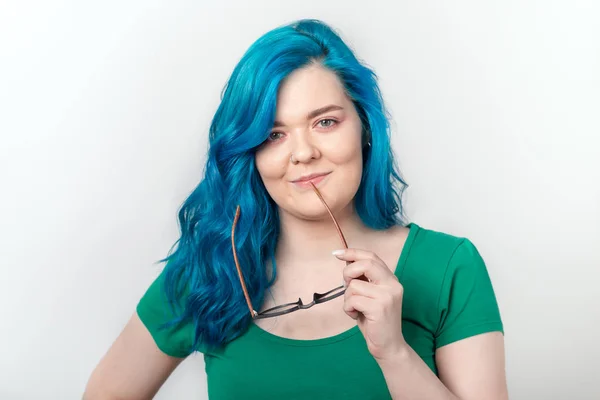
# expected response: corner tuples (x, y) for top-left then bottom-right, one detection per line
(275, 203), (370, 270)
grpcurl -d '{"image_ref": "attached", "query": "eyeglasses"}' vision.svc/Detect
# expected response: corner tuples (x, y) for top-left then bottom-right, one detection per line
(231, 182), (349, 319)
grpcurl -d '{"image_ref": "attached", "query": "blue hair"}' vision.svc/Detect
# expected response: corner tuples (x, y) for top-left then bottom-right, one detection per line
(161, 19), (408, 352)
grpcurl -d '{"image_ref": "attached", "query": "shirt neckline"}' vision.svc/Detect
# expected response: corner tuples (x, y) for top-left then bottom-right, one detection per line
(248, 222), (420, 347)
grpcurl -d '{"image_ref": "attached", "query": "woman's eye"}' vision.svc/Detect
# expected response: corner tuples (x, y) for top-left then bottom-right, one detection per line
(267, 132), (284, 141)
(317, 119), (337, 129)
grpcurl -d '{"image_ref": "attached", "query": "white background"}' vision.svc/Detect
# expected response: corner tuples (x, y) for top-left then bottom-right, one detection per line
(1, 1), (599, 399)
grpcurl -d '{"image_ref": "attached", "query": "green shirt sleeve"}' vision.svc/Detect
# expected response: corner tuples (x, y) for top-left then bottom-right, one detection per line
(435, 239), (504, 348)
(136, 268), (195, 358)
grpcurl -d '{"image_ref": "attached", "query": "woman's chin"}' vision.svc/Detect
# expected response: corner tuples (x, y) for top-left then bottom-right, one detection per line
(283, 197), (348, 222)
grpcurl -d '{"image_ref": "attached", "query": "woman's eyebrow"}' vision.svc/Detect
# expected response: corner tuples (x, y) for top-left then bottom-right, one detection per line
(273, 104), (344, 128)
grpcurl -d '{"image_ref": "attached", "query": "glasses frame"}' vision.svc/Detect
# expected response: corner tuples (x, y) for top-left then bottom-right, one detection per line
(231, 182), (349, 319)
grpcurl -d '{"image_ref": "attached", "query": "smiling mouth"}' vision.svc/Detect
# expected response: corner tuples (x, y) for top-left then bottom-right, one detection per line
(291, 172), (331, 187)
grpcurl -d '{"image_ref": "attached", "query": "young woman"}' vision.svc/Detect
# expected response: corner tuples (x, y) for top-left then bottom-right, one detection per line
(85, 19), (507, 399)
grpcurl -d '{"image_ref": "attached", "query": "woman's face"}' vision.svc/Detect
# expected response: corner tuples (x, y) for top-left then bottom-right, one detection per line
(255, 64), (364, 219)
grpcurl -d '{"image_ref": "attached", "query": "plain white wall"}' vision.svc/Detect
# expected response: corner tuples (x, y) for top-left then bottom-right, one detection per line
(1, 1), (599, 399)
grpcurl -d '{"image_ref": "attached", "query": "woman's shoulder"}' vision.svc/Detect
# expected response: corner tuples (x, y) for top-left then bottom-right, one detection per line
(399, 222), (501, 327)
(374, 221), (488, 285)
(402, 222), (480, 269)
(400, 222), (503, 344)
(136, 267), (197, 358)
(404, 222), (495, 286)
(397, 222), (481, 304)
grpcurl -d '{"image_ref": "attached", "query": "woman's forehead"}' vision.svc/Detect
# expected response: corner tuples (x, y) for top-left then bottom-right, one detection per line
(274, 66), (350, 121)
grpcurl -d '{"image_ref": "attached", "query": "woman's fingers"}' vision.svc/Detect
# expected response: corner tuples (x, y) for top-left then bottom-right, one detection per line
(337, 248), (400, 320)
(334, 248), (394, 283)
(343, 279), (379, 319)
(333, 247), (383, 263)
(344, 277), (379, 298)
(341, 260), (397, 288)
(343, 294), (376, 320)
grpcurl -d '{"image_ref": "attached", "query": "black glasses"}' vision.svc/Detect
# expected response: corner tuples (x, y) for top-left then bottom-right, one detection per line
(231, 182), (349, 319)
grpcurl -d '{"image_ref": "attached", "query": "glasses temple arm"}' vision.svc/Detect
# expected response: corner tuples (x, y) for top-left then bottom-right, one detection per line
(309, 182), (349, 251)
(231, 206), (258, 318)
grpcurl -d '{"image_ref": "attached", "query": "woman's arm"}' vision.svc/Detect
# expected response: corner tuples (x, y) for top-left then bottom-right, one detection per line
(378, 332), (508, 400)
(84, 312), (185, 400)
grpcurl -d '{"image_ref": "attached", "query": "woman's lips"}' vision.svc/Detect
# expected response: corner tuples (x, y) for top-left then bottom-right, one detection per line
(291, 172), (331, 188)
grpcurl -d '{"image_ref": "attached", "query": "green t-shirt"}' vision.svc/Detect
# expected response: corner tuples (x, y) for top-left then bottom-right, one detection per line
(137, 223), (503, 399)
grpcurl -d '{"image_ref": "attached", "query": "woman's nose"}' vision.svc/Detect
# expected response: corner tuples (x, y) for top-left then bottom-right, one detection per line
(290, 132), (320, 163)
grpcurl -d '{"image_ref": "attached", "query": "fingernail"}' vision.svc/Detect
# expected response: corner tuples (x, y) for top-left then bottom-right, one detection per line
(332, 250), (345, 256)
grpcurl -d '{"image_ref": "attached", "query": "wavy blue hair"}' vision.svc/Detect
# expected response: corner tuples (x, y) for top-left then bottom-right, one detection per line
(161, 19), (408, 352)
